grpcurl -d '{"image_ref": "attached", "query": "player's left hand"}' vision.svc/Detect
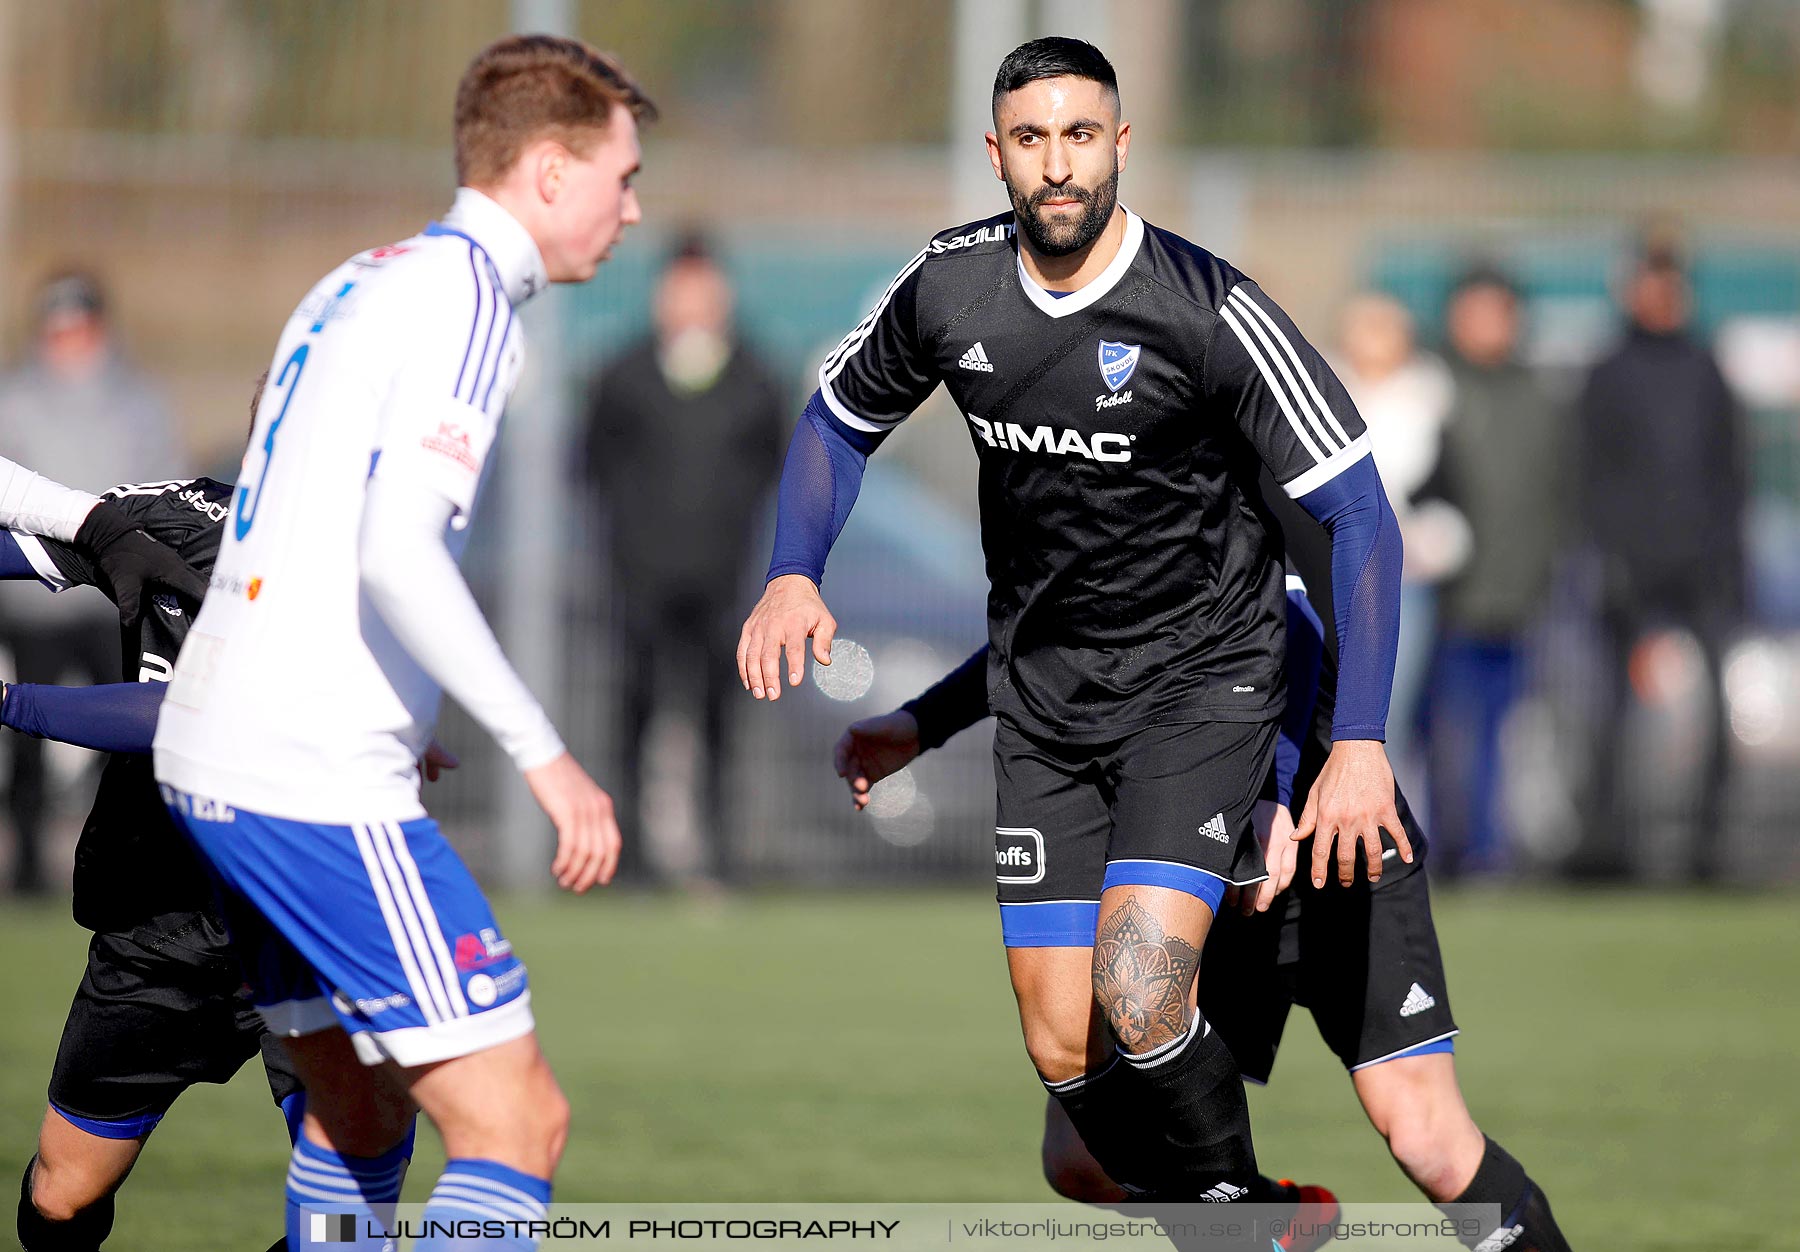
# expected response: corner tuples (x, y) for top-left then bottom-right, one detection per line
(1295, 739), (1412, 888)
(420, 739), (459, 783)
(524, 751), (622, 893)
(833, 709), (922, 811)
(73, 500), (209, 625)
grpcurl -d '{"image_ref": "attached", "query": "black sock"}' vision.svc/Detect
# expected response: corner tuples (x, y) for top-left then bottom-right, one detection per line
(17, 1157), (115, 1252)
(1116, 1010), (1260, 1202)
(1440, 1136), (1572, 1252)
(1043, 1056), (1151, 1193)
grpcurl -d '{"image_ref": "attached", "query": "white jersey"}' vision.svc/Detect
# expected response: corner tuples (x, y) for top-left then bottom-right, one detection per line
(154, 189), (552, 822)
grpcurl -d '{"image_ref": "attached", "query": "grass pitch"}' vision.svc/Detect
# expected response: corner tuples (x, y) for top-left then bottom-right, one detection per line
(0, 888), (1794, 1250)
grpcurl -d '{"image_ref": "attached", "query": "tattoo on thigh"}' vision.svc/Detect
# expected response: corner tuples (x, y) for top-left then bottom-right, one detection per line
(1092, 895), (1198, 1052)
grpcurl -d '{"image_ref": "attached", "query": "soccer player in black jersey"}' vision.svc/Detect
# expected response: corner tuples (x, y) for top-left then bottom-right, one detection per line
(835, 575), (1575, 1252)
(0, 471), (303, 1252)
(740, 38), (1409, 1212)
(0, 425), (423, 1251)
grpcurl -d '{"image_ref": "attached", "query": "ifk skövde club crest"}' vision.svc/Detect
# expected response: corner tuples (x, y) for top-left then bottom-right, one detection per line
(1098, 340), (1140, 392)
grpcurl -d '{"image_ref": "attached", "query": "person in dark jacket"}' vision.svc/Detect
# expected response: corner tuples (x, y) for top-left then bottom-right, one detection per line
(582, 234), (787, 883)
(1575, 242), (1745, 881)
(1423, 266), (1567, 878)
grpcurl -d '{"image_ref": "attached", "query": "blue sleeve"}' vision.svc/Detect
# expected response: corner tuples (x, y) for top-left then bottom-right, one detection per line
(1292, 454), (1401, 740)
(765, 389), (887, 586)
(1276, 587), (1325, 806)
(1, 682), (167, 755)
(0, 531), (46, 581)
(901, 646), (990, 750)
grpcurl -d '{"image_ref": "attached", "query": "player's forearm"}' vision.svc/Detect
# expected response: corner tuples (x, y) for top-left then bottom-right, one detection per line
(901, 646), (991, 751)
(765, 390), (885, 586)
(0, 455), (99, 541)
(1, 680), (165, 755)
(360, 476), (565, 772)
(1294, 456), (1401, 740)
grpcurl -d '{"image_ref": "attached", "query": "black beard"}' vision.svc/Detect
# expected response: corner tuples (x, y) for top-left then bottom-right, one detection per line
(1007, 164), (1119, 258)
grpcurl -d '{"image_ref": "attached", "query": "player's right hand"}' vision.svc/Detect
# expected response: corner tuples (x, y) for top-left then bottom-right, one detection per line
(1248, 800), (1301, 915)
(737, 573), (836, 701)
(833, 710), (922, 811)
(73, 500), (209, 626)
(523, 752), (621, 893)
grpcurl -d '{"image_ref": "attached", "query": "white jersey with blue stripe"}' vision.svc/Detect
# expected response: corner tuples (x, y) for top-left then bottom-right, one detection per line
(154, 189), (546, 823)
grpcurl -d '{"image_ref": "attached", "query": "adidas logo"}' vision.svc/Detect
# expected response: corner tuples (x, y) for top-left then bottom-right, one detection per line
(958, 342), (994, 372)
(1198, 813), (1229, 843)
(1198, 1181), (1248, 1203)
(1474, 1225), (1524, 1252)
(1399, 982), (1436, 1017)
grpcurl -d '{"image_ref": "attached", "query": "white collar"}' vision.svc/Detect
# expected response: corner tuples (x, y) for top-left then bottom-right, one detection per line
(1015, 208), (1145, 319)
(441, 187), (550, 305)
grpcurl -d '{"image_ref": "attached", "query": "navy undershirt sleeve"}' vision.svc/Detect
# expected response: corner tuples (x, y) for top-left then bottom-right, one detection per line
(0, 531), (45, 581)
(2, 681), (167, 755)
(901, 646), (990, 750)
(1292, 455), (1401, 740)
(1276, 589), (1325, 806)
(765, 390), (887, 586)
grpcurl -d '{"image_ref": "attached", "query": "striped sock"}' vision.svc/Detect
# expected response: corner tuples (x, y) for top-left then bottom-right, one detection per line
(414, 1159), (551, 1251)
(284, 1135), (408, 1249)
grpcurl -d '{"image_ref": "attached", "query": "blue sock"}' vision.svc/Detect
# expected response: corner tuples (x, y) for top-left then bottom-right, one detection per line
(284, 1135), (408, 1249)
(281, 1091), (307, 1145)
(414, 1158), (552, 1251)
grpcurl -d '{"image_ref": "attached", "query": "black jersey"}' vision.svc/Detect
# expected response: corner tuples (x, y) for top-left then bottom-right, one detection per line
(822, 210), (1370, 739)
(34, 477), (228, 931)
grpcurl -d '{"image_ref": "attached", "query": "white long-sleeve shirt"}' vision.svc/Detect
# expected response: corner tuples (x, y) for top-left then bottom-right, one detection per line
(0, 454), (100, 541)
(154, 188), (564, 823)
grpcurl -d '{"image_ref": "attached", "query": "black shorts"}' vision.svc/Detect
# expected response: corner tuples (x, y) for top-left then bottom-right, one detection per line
(47, 910), (301, 1137)
(1198, 792), (1459, 1081)
(993, 718), (1278, 947)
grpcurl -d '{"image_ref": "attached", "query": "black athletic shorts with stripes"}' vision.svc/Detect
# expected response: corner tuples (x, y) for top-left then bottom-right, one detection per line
(1199, 788), (1459, 1080)
(993, 717), (1279, 947)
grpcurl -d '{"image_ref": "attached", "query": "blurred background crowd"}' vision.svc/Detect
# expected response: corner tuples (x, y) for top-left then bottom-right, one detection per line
(1, 0), (1798, 895)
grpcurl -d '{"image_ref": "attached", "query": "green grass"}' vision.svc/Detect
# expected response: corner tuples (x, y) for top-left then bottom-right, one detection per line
(2, 889), (1796, 1249)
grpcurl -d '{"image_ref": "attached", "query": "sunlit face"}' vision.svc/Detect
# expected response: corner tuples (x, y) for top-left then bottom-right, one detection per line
(654, 259), (732, 341)
(986, 76), (1129, 259)
(1627, 268), (1689, 335)
(537, 103), (643, 283)
(1340, 294), (1414, 381)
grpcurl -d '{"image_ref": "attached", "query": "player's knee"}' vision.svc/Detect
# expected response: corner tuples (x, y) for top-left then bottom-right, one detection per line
(1020, 1020), (1089, 1086)
(28, 1159), (91, 1222)
(500, 1056), (570, 1169)
(1379, 1106), (1463, 1197)
(1091, 977), (1188, 1057)
(25, 1154), (106, 1225)
(535, 1078), (572, 1166)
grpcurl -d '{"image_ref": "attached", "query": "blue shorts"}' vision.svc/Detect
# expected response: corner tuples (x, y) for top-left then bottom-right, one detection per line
(161, 787), (532, 1068)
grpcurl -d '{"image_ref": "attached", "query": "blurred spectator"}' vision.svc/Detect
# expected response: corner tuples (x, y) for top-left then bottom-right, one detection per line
(1334, 293), (1456, 780)
(0, 270), (183, 893)
(582, 235), (787, 885)
(1423, 267), (1567, 878)
(1574, 242), (1744, 882)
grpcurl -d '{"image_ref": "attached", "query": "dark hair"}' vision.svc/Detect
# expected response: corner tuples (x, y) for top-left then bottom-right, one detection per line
(992, 37), (1119, 114)
(1450, 262), (1520, 303)
(454, 33), (656, 188)
(34, 270), (106, 327)
(666, 229), (715, 269)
